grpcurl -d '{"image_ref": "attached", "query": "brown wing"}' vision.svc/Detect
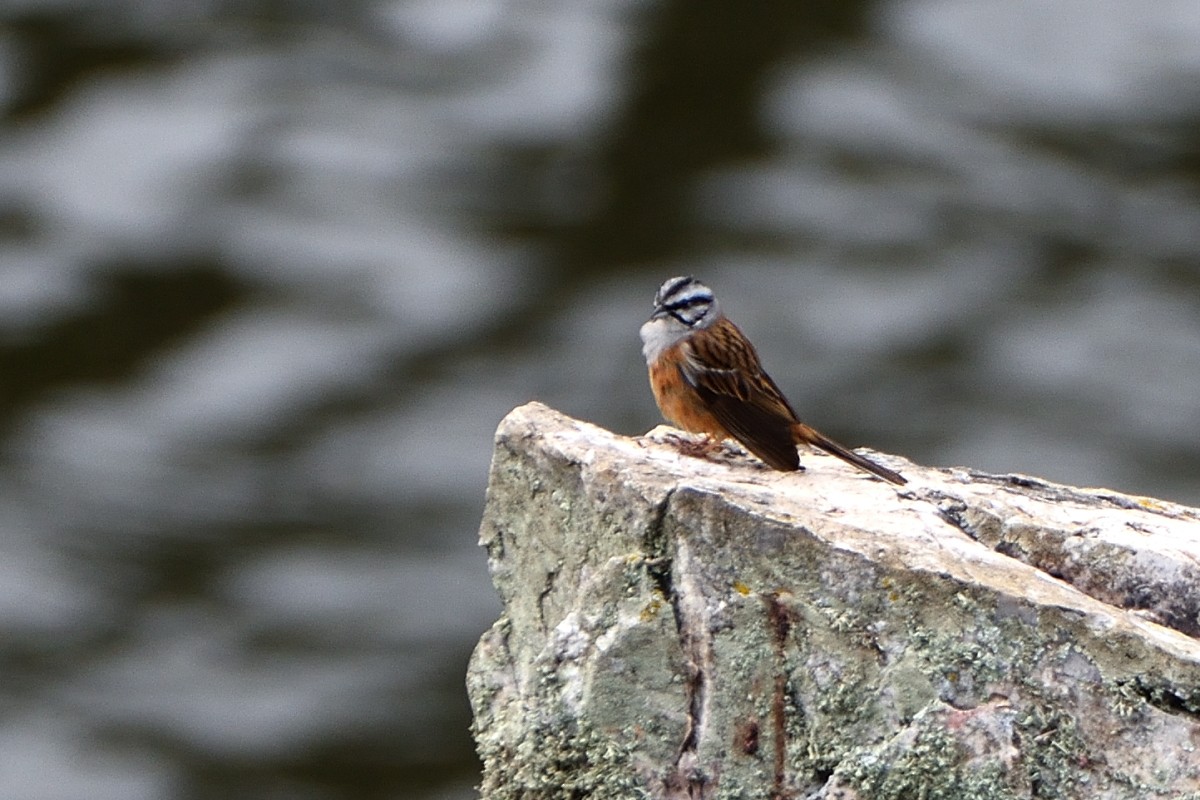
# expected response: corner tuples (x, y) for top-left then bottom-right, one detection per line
(680, 319), (801, 471)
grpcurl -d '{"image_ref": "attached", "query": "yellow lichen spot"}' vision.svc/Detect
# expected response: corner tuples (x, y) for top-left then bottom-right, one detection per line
(733, 581), (752, 596)
(640, 599), (663, 621)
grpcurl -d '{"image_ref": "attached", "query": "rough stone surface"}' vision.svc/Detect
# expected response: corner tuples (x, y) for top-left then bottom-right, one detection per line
(468, 402), (1200, 800)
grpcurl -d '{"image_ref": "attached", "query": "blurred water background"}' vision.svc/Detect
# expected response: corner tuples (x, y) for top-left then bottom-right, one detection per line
(2, 1), (1200, 798)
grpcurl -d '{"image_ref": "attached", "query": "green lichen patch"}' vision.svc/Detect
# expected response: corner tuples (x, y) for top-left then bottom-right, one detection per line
(834, 713), (1024, 800)
(477, 718), (650, 800)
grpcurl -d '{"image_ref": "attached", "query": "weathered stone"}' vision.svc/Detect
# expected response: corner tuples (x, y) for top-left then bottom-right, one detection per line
(468, 402), (1200, 800)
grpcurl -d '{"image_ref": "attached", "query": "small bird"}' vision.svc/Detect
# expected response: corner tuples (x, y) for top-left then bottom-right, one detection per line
(639, 276), (906, 485)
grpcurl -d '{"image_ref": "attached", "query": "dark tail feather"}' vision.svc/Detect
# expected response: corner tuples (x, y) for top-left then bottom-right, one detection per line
(793, 423), (907, 486)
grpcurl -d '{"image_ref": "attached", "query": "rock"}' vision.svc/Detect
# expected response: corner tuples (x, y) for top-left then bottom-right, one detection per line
(467, 402), (1200, 800)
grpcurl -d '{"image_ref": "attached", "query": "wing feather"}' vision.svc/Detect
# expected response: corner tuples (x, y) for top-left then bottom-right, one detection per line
(680, 320), (801, 470)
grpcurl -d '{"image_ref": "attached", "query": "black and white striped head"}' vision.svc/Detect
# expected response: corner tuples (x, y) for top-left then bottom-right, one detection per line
(640, 276), (722, 363)
(650, 276), (721, 329)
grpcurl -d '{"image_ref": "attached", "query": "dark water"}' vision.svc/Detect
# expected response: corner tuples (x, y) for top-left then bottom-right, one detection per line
(2, 1), (1200, 797)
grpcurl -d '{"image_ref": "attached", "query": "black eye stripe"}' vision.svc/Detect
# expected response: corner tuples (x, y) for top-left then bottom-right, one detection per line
(663, 293), (712, 311)
(652, 276), (716, 326)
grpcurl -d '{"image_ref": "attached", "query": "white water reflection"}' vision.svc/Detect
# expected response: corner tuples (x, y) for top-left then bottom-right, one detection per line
(892, 0), (1200, 119)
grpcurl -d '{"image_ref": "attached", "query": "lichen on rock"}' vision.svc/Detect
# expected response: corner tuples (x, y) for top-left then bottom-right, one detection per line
(468, 402), (1200, 799)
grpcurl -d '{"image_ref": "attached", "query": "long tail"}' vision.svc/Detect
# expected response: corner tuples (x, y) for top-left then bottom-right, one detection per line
(792, 422), (907, 486)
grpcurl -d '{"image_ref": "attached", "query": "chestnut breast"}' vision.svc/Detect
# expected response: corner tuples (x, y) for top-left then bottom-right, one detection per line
(647, 343), (730, 440)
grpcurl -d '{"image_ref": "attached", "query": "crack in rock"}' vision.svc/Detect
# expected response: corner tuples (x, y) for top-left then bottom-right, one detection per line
(648, 490), (717, 800)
